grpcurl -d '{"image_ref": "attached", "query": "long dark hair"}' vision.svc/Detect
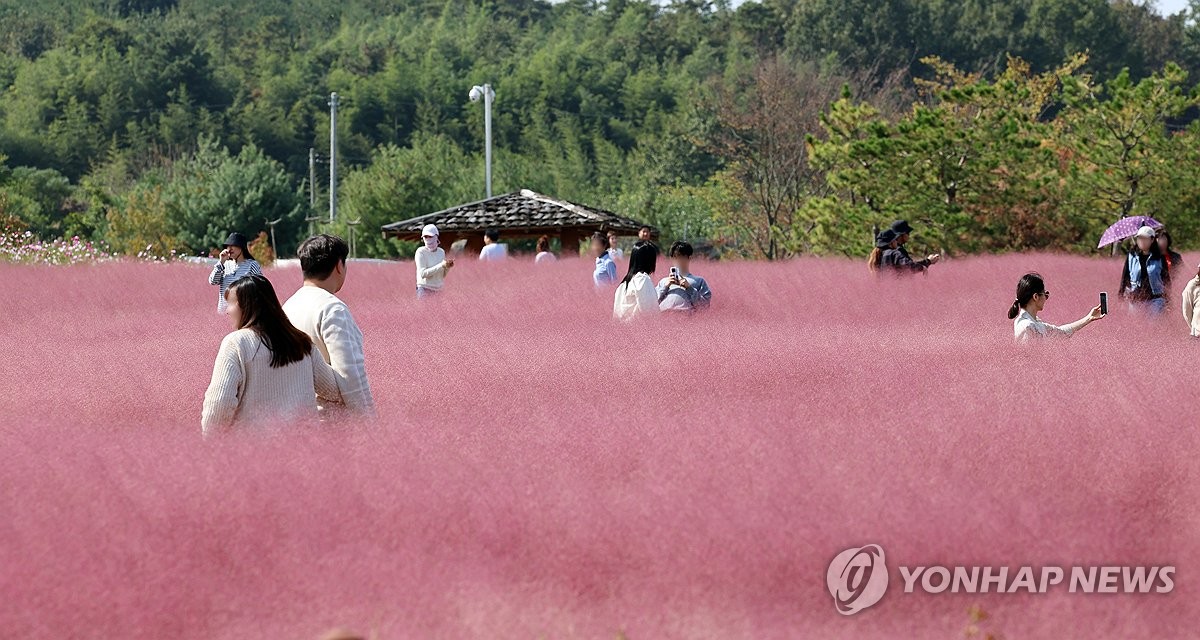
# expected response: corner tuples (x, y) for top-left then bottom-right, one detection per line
(1008, 272), (1046, 320)
(621, 241), (657, 286)
(226, 275), (313, 368)
(1158, 230), (1181, 275)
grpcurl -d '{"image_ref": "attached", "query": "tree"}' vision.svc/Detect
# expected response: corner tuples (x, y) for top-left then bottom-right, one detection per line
(707, 58), (846, 259)
(103, 182), (181, 257)
(164, 135), (305, 255)
(334, 135), (475, 259)
(0, 154), (76, 239)
(800, 55), (1091, 256)
(1057, 63), (1199, 236)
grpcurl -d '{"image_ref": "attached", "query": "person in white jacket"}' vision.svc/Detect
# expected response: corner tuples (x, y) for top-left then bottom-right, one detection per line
(283, 234), (376, 418)
(1181, 262), (1200, 337)
(613, 241), (660, 321)
(1008, 272), (1104, 342)
(415, 223), (453, 298)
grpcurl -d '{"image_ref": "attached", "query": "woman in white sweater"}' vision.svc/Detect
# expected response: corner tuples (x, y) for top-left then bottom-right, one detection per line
(202, 275), (341, 435)
(415, 223), (454, 299)
(613, 241), (660, 321)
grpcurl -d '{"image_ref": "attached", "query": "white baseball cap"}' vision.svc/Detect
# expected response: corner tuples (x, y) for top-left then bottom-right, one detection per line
(421, 224), (439, 238)
(1134, 225), (1157, 239)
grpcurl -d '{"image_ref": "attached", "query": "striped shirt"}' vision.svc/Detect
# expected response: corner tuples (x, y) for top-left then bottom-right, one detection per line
(209, 259), (263, 313)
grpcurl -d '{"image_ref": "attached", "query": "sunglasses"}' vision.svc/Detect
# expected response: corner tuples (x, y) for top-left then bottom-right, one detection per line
(1035, 291), (1051, 299)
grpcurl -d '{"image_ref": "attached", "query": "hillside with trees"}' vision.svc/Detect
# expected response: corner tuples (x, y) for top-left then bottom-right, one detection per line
(1, 0), (1199, 259)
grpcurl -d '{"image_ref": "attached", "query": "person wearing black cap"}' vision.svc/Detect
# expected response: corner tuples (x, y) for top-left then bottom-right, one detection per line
(881, 220), (940, 274)
(868, 228), (898, 274)
(208, 231), (263, 313)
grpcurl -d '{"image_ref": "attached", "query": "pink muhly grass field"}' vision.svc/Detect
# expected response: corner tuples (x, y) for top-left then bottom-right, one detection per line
(1, 252), (1197, 639)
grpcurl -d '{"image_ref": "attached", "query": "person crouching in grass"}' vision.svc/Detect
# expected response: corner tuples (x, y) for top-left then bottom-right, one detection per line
(202, 275), (341, 435)
(656, 241), (712, 314)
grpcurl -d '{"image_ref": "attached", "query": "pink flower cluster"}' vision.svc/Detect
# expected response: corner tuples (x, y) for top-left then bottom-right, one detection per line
(0, 231), (114, 265)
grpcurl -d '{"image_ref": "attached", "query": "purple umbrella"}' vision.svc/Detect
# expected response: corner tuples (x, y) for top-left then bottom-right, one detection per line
(1097, 216), (1163, 248)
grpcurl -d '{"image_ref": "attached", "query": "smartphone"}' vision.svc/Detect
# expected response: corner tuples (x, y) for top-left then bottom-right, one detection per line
(670, 266), (680, 279)
(1100, 292), (1108, 315)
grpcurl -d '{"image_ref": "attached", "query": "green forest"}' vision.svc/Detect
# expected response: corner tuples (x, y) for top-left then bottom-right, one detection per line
(2, 0), (1200, 260)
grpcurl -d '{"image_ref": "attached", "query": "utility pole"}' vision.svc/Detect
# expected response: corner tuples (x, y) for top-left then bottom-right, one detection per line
(347, 218), (361, 259)
(306, 148), (322, 236)
(329, 92), (339, 224)
(266, 218), (282, 258)
(309, 148), (316, 208)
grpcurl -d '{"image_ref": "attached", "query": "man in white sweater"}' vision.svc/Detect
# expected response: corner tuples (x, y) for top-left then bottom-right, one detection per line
(283, 234), (376, 417)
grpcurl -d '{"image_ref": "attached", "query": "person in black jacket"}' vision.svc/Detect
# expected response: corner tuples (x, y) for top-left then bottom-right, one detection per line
(868, 228), (898, 274)
(880, 220), (941, 274)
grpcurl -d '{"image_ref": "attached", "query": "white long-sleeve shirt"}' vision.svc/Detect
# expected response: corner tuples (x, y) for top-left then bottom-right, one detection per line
(479, 243), (508, 261)
(1183, 277), (1200, 337)
(283, 285), (376, 416)
(613, 272), (660, 321)
(1013, 309), (1072, 342)
(201, 329), (341, 436)
(415, 246), (449, 290)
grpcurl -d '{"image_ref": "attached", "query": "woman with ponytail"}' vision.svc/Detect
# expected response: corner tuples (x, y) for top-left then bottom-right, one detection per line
(1009, 272), (1105, 342)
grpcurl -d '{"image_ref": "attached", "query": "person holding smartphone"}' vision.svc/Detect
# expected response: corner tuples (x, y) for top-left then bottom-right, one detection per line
(1009, 272), (1105, 342)
(656, 241), (712, 314)
(208, 231), (263, 314)
(881, 220), (940, 275)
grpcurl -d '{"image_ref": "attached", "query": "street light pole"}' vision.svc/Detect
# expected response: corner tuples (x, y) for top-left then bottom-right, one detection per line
(329, 92), (339, 224)
(469, 84), (495, 198)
